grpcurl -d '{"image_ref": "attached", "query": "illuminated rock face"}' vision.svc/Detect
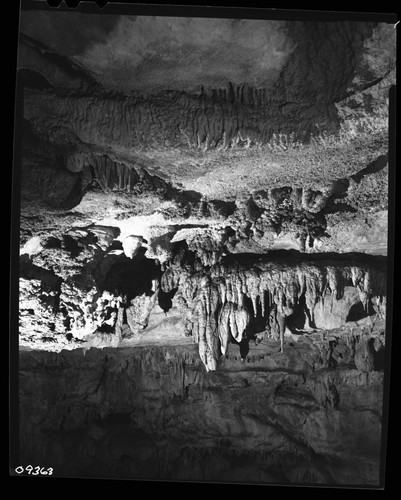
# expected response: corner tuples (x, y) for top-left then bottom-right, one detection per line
(14, 9), (394, 485)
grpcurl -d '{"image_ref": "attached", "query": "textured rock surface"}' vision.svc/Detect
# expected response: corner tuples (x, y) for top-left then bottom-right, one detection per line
(19, 334), (385, 484)
(13, 7), (394, 486)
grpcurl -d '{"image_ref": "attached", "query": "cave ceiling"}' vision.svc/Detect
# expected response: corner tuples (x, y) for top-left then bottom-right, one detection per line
(18, 9), (395, 213)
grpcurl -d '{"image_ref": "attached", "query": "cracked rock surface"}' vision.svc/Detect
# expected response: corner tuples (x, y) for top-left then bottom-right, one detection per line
(14, 7), (395, 486)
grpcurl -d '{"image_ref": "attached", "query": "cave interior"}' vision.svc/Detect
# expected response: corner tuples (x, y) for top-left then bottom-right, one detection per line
(12, 3), (396, 487)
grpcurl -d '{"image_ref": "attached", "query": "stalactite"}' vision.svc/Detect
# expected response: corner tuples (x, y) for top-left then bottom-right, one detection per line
(161, 252), (386, 371)
(279, 313), (285, 354)
(88, 155), (141, 193)
(218, 303), (232, 355)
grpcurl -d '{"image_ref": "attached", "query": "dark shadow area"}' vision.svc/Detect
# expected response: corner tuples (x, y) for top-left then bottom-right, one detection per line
(158, 287), (178, 313)
(208, 199), (236, 217)
(20, 15), (119, 60)
(239, 339), (250, 359)
(346, 300), (376, 322)
(323, 202), (358, 215)
(221, 249), (387, 268)
(351, 154), (388, 183)
(19, 257), (62, 289)
(328, 341), (338, 369)
(242, 294), (268, 336)
(19, 32), (107, 89)
(62, 234), (81, 257)
(45, 236), (62, 249)
(108, 240), (124, 252)
(304, 299), (317, 330)
(170, 240), (197, 267)
(229, 338), (251, 360)
(18, 68), (53, 90)
(374, 344), (385, 371)
(97, 323), (115, 334)
(177, 189), (203, 204)
(102, 249), (161, 301)
(286, 297), (308, 333)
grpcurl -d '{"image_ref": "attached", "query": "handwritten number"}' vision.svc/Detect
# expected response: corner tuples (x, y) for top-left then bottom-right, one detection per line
(14, 465), (53, 475)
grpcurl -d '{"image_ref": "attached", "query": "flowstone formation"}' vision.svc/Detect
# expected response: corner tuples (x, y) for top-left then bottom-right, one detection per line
(14, 8), (395, 486)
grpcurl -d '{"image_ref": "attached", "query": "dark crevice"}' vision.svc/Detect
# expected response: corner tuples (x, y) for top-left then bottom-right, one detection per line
(220, 250), (387, 267)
